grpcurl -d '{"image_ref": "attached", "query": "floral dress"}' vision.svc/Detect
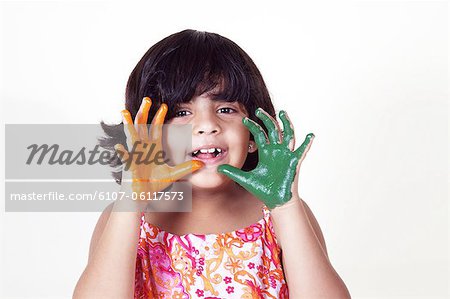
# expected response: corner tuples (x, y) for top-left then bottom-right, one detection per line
(134, 205), (289, 298)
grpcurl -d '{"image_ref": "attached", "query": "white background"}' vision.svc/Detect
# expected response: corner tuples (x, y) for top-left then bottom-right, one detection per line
(1, 1), (448, 298)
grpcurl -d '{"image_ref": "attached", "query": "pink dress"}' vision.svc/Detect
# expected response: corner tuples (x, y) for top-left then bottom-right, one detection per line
(134, 205), (289, 298)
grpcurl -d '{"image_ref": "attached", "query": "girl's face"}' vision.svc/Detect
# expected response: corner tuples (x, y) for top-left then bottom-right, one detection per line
(165, 92), (257, 190)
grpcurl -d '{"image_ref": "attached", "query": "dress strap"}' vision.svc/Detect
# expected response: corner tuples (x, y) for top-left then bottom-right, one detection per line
(262, 204), (271, 219)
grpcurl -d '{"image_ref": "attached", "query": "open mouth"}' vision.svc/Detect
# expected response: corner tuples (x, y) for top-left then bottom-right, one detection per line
(189, 146), (227, 164)
(191, 147), (223, 158)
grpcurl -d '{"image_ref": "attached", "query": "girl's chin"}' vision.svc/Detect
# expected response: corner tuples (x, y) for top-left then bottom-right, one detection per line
(188, 170), (231, 189)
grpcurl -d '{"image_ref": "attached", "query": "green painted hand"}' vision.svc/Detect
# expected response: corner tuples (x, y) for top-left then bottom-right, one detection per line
(217, 108), (315, 210)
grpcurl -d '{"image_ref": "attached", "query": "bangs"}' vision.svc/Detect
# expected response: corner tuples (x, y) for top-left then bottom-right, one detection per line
(139, 31), (252, 119)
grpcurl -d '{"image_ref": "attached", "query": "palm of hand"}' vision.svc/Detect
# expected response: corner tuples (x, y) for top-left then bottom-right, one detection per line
(121, 137), (168, 194)
(251, 143), (301, 207)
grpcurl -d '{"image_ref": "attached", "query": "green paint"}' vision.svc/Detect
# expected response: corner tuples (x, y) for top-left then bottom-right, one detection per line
(217, 108), (314, 210)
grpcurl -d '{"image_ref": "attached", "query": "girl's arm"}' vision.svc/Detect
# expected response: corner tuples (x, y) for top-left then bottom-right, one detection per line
(271, 197), (351, 298)
(217, 107), (351, 298)
(73, 201), (142, 299)
(74, 98), (203, 298)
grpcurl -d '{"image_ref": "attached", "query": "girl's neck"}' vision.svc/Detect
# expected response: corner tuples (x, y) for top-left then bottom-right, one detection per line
(191, 181), (248, 218)
(144, 181), (263, 236)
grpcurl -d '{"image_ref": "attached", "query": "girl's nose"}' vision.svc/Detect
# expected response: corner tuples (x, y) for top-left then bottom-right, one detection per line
(197, 128), (219, 135)
(193, 114), (221, 136)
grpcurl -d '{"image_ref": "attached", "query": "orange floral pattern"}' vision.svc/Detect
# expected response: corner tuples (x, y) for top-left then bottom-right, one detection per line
(134, 205), (289, 298)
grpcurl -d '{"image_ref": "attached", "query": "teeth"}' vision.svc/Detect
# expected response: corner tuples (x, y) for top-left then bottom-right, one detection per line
(199, 148), (217, 153)
(191, 148), (223, 156)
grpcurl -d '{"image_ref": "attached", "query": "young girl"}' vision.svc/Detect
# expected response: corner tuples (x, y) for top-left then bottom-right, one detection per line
(73, 29), (350, 298)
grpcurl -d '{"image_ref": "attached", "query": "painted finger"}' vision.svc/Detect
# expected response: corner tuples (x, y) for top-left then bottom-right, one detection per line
(168, 160), (204, 182)
(242, 117), (268, 148)
(150, 103), (168, 141)
(294, 133), (315, 160)
(217, 164), (253, 190)
(121, 109), (139, 150)
(279, 110), (295, 150)
(135, 97), (152, 141)
(137, 97), (152, 124)
(255, 108), (282, 144)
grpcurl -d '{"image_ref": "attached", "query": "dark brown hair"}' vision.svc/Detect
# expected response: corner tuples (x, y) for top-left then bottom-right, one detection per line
(100, 29), (275, 184)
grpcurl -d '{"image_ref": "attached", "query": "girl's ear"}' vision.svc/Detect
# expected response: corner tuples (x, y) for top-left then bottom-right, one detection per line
(248, 141), (258, 153)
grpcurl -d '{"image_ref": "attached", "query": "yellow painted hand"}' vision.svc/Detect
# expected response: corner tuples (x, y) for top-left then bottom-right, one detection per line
(114, 97), (204, 201)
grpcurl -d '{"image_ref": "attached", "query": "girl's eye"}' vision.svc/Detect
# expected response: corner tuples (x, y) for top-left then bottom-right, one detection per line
(217, 107), (236, 114)
(174, 110), (191, 117)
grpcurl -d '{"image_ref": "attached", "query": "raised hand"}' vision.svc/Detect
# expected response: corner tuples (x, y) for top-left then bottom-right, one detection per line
(217, 108), (314, 210)
(114, 97), (204, 204)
